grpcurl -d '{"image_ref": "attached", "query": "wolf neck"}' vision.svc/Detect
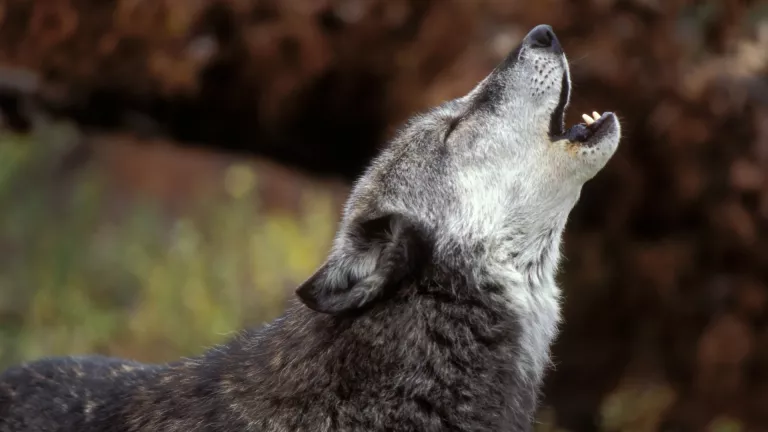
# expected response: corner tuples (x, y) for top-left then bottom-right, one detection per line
(429, 218), (565, 418)
(471, 217), (566, 402)
(506, 223), (564, 395)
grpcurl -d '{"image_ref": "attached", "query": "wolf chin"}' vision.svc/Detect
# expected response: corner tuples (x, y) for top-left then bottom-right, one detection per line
(0, 25), (620, 432)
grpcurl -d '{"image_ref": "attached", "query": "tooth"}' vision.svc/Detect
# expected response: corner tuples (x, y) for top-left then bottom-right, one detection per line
(592, 111), (601, 121)
(582, 114), (594, 125)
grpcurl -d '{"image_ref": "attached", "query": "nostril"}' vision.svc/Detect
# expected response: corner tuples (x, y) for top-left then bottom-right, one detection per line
(521, 24), (563, 54)
(528, 26), (554, 49)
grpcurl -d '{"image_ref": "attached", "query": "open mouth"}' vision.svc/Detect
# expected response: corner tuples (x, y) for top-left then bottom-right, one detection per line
(552, 102), (614, 147)
(548, 70), (614, 147)
(561, 111), (613, 146)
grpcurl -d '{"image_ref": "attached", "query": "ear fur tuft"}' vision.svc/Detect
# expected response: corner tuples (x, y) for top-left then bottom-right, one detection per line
(295, 213), (428, 315)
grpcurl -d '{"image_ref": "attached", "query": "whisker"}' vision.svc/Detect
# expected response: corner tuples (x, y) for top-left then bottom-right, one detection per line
(567, 53), (591, 66)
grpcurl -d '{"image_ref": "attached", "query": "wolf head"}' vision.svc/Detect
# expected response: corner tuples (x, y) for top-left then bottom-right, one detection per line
(297, 25), (621, 315)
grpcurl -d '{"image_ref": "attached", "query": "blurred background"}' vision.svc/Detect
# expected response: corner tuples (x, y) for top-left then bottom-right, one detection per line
(0, 0), (767, 430)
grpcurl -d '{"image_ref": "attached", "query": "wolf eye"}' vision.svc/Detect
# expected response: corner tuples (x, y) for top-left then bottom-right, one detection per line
(443, 117), (461, 143)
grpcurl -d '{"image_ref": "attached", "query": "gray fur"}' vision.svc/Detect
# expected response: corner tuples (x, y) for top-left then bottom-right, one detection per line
(0, 25), (620, 432)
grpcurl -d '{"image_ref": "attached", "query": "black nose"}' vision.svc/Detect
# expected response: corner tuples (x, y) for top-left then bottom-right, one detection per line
(523, 24), (561, 53)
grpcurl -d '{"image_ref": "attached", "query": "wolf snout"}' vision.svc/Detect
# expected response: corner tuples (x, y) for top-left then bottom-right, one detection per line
(523, 24), (562, 54)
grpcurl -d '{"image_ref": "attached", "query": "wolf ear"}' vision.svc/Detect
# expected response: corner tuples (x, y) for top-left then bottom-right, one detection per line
(295, 213), (428, 316)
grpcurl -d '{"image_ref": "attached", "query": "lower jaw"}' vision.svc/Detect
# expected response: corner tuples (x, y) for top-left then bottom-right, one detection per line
(561, 112), (610, 145)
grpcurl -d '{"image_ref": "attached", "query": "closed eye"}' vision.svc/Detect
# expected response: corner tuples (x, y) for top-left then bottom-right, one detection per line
(443, 116), (462, 144)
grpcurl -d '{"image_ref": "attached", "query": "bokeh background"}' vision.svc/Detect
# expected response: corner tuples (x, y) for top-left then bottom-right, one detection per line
(1, 0), (767, 430)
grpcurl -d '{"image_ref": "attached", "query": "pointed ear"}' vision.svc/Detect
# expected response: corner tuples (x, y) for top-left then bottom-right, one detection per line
(295, 213), (428, 315)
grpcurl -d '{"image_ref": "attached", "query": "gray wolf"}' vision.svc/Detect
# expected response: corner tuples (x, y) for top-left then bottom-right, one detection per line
(0, 25), (621, 432)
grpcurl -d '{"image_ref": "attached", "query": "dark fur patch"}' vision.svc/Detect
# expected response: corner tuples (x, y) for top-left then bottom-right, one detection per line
(548, 72), (570, 138)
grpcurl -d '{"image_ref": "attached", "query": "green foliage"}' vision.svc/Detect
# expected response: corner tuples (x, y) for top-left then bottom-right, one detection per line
(599, 381), (676, 432)
(0, 124), (336, 367)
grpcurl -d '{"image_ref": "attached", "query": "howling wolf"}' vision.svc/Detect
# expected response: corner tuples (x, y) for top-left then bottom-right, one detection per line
(0, 24), (621, 432)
